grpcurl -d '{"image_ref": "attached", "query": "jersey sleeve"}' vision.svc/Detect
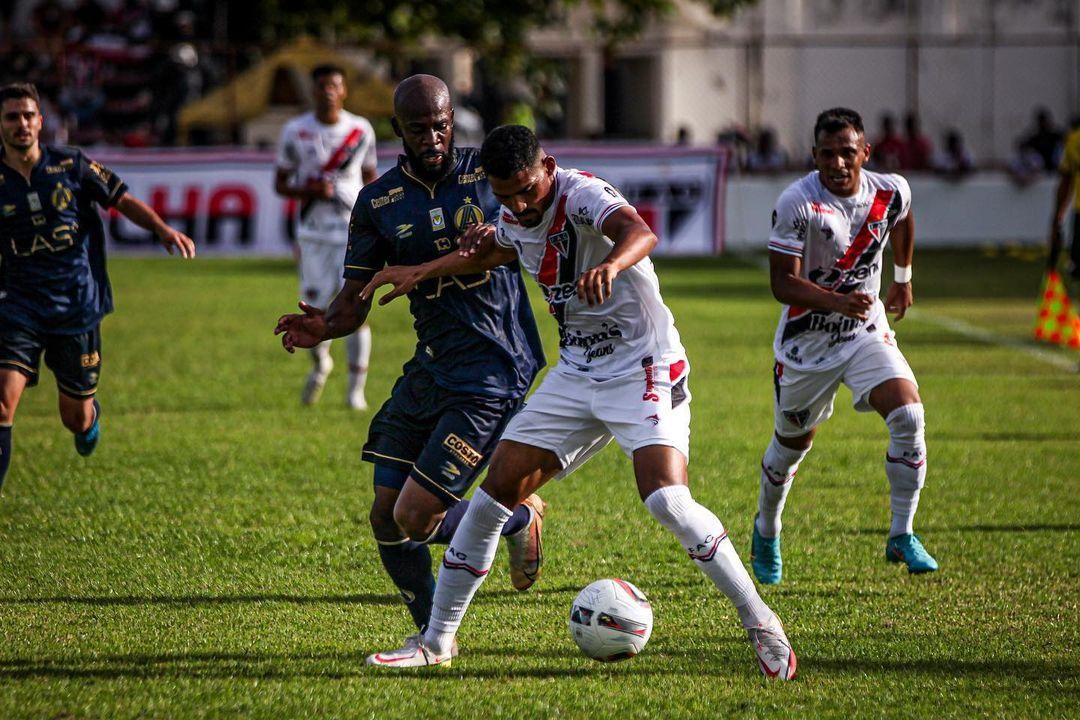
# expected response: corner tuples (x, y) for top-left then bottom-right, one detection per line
(768, 186), (809, 257)
(78, 151), (127, 208)
(573, 175), (630, 231)
(360, 120), (378, 173)
(342, 195), (388, 282)
(890, 173), (912, 222)
(275, 122), (299, 172)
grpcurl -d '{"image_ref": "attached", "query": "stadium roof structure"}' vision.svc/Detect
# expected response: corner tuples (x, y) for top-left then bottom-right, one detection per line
(177, 36), (393, 144)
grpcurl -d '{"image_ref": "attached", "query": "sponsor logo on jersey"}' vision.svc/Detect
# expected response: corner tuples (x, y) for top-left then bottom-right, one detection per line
(31, 214), (45, 226)
(810, 201), (835, 215)
(644, 413), (660, 426)
(571, 205), (593, 225)
(434, 237), (452, 251)
(454, 200), (485, 230)
(641, 356), (659, 402)
(80, 352), (100, 368)
(46, 164), (66, 175)
(2, 204), (14, 216)
(395, 223), (413, 238)
(443, 433), (481, 467)
(370, 186), (404, 210)
(457, 169), (486, 184)
(430, 207), (446, 231)
(27, 192), (42, 212)
(440, 460), (461, 480)
(87, 160), (113, 184)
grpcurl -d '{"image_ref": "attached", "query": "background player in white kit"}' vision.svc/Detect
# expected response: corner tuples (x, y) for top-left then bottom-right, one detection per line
(750, 107), (938, 585)
(274, 64), (377, 409)
(361, 125), (797, 679)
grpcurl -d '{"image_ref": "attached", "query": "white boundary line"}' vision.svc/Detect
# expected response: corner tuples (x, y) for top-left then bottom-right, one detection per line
(904, 308), (1078, 372)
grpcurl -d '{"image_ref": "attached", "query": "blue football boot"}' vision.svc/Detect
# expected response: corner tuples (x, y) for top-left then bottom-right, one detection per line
(750, 514), (783, 585)
(74, 399), (101, 457)
(885, 533), (938, 574)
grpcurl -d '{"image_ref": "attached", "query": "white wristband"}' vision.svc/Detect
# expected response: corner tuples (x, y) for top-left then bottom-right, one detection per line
(894, 264), (912, 283)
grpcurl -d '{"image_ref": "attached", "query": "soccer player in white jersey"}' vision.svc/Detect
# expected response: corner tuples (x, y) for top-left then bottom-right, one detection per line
(359, 125), (797, 679)
(274, 64), (377, 409)
(750, 107), (938, 586)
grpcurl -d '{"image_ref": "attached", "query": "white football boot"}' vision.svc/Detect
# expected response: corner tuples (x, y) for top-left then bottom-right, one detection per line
(747, 615), (797, 680)
(365, 633), (458, 669)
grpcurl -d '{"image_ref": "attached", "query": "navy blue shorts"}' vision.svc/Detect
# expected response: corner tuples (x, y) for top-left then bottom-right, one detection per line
(0, 323), (101, 398)
(363, 363), (523, 506)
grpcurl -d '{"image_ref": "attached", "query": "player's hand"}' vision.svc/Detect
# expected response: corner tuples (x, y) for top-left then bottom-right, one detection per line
(156, 226), (196, 258)
(457, 223), (495, 257)
(577, 262), (619, 306)
(304, 177), (335, 200)
(360, 265), (426, 306)
(274, 301), (327, 353)
(884, 282), (913, 321)
(830, 291), (874, 320)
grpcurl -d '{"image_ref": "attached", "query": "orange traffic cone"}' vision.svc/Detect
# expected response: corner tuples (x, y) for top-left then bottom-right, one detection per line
(1034, 270), (1080, 350)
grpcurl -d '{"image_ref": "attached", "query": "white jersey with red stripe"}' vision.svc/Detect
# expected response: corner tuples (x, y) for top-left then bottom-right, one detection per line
(768, 169), (911, 371)
(494, 167), (685, 379)
(275, 111), (377, 243)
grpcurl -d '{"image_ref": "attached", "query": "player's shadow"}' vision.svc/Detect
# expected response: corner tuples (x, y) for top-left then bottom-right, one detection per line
(0, 592), (400, 607)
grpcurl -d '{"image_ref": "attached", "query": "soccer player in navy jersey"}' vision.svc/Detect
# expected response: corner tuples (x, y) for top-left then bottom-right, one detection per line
(274, 75), (548, 659)
(0, 82), (195, 492)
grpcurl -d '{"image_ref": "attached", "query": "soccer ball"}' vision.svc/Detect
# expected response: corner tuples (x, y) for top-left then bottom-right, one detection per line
(568, 578), (653, 662)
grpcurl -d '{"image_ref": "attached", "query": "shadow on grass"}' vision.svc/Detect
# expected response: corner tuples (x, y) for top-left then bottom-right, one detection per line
(0, 593), (400, 607)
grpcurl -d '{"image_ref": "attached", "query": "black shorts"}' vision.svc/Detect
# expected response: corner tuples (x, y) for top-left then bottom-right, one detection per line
(0, 323), (102, 398)
(363, 363), (523, 506)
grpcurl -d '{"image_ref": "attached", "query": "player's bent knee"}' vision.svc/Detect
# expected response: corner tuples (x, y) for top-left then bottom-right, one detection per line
(392, 503), (444, 542)
(368, 505), (402, 541)
(885, 402), (925, 441)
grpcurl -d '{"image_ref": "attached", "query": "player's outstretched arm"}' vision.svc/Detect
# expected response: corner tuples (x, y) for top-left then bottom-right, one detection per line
(114, 194), (196, 258)
(275, 279), (372, 352)
(884, 211), (915, 320)
(577, 206), (657, 306)
(770, 252), (874, 320)
(361, 227), (517, 306)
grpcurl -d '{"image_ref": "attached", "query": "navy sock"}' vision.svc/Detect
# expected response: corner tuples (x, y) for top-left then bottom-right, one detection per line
(0, 425), (10, 491)
(376, 540), (435, 631)
(427, 499), (531, 544)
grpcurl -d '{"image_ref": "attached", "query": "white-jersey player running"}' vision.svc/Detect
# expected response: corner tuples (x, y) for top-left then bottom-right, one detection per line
(274, 64), (377, 409)
(360, 125), (797, 679)
(750, 107), (938, 586)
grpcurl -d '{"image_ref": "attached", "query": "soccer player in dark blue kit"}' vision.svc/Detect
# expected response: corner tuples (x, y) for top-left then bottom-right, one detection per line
(0, 83), (195, 492)
(274, 75), (547, 660)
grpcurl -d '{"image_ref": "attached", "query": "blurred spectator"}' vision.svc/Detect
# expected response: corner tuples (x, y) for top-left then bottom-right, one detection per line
(901, 111), (932, 171)
(716, 124), (751, 169)
(872, 113), (904, 171)
(932, 129), (974, 181)
(676, 125), (692, 145)
(745, 127), (788, 172)
(1018, 106), (1064, 172)
(1007, 138), (1045, 187)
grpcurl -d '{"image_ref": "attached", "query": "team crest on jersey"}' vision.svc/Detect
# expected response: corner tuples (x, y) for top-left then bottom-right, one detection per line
(52, 183), (73, 211)
(430, 207), (446, 231)
(454, 200), (485, 230)
(783, 409), (810, 428)
(867, 218), (888, 240)
(547, 230), (570, 257)
(27, 192), (42, 212)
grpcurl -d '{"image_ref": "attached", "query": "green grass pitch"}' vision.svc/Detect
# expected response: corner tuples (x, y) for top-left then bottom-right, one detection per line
(0, 251), (1076, 719)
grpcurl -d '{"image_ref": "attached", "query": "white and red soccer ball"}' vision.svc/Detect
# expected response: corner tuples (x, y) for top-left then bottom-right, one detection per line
(569, 578), (653, 662)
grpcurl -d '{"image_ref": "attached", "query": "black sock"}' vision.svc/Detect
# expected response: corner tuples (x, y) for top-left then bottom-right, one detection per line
(427, 499), (532, 545)
(0, 425), (10, 491)
(376, 540), (435, 631)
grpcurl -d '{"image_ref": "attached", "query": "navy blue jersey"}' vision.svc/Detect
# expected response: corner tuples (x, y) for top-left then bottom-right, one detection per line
(345, 147), (544, 399)
(0, 145), (127, 334)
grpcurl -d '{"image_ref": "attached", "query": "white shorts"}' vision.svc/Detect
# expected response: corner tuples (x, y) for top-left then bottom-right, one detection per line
(298, 238), (348, 309)
(501, 355), (692, 477)
(773, 332), (917, 437)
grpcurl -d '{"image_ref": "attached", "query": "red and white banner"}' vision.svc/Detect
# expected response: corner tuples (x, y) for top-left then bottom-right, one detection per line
(96, 146), (730, 256)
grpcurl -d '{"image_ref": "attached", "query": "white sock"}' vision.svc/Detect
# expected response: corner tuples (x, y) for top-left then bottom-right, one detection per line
(756, 436), (810, 538)
(645, 484), (773, 629)
(346, 324), (371, 402)
(424, 488), (511, 654)
(885, 404), (927, 537)
(310, 341), (333, 378)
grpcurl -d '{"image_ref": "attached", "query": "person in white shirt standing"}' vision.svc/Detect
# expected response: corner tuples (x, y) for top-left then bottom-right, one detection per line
(360, 124), (797, 679)
(274, 64), (377, 409)
(750, 107), (938, 586)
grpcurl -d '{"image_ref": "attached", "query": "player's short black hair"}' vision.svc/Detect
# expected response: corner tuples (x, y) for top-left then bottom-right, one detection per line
(480, 125), (541, 179)
(813, 107), (863, 144)
(0, 82), (40, 108)
(311, 64), (346, 82)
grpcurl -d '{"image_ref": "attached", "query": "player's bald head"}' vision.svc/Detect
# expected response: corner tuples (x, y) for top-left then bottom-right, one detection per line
(393, 74), (452, 119)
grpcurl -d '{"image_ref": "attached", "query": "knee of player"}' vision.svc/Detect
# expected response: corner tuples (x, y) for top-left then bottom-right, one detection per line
(392, 503), (441, 541)
(885, 402), (925, 442)
(368, 504), (402, 541)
